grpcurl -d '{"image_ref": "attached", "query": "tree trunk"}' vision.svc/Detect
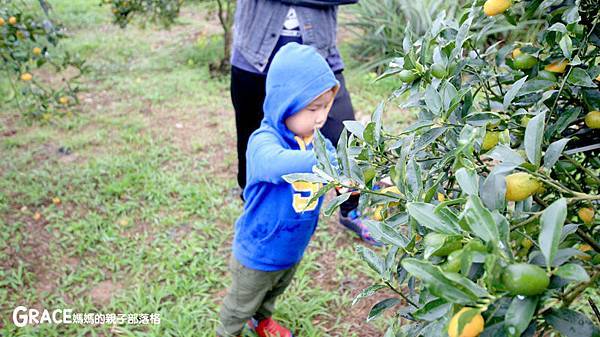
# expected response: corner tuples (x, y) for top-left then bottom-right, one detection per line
(213, 0), (235, 75)
(220, 27), (232, 73)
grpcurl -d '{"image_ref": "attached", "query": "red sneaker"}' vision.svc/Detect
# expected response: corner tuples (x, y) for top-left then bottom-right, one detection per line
(247, 317), (294, 337)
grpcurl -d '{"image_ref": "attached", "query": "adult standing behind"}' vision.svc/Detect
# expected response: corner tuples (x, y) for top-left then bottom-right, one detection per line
(230, 0), (381, 246)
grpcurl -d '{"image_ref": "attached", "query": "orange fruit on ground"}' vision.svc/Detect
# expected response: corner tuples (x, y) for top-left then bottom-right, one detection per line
(8, 16), (17, 25)
(52, 197), (61, 205)
(59, 96), (69, 105)
(0, 18), (5, 26)
(33, 212), (41, 221)
(578, 207), (594, 225)
(448, 307), (484, 337)
(33, 47), (42, 56)
(20, 73), (32, 81)
(544, 60), (568, 73)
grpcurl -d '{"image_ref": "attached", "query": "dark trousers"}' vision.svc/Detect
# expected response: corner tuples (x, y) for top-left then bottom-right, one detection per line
(230, 65), (355, 190)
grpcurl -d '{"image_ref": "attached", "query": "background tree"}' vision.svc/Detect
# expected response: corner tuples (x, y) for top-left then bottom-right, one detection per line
(1, 0), (87, 121)
(103, 0), (235, 74)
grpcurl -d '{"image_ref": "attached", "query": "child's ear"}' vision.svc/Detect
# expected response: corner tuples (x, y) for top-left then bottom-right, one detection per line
(331, 84), (340, 97)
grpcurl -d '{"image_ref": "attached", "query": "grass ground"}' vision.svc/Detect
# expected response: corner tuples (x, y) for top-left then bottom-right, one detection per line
(0, 1), (413, 336)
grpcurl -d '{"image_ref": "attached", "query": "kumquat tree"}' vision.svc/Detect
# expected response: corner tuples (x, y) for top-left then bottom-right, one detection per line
(1, 0), (86, 121)
(287, 0), (600, 336)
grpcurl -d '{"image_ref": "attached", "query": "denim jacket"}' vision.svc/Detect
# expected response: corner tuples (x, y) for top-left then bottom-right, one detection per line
(232, 0), (342, 73)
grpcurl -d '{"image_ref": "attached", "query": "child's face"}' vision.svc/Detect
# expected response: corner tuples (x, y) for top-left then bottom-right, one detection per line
(285, 89), (335, 138)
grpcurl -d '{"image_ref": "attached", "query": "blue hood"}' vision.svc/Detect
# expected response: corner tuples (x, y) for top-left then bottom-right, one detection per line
(261, 42), (340, 145)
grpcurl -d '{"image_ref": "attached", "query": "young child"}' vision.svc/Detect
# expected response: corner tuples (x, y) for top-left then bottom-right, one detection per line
(216, 42), (339, 337)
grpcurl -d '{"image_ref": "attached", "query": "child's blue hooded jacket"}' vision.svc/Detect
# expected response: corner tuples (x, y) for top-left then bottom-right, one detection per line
(233, 42), (340, 271)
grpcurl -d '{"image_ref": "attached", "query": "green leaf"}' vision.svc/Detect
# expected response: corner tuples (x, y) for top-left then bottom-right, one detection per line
(554, 263), (590, 282)
(559, 34), (573, 59)
(529, 248), (581, 267)
(567, 68), (596, 88)
(401, 258), (478, 304)
(304, 183), (335, 211)
(372, 101), (384, 144)
(480, 164), (513, 210)
(406, 158), (422, 201)
(314, 129), (336, 177)
(343, 120), (365, 139)
(357, 245), (385, 276)
(562, 6), (580, 24)
(336, 129), (352, 178)
(411, 299), (451, 321)
(455, 168), (479, 196)
(406, 203), (462, 234)
(352, 284), (387, 306)
(486, 145), (525, 166)
(538, 198), (567, 268)
(363, 166), (376, 184)
(447, 88), (471, 116)
(518, 80), (556, 97)
(545, 308), (600, 337)
(491, 210), (511, 253)
(424, 86), (442, 115)
(412, 127), (447, 153)
(403, 24), (412, 54)
(546, 107), (580, 137)
(364, 220), (409, 248)
(282, 173), (328, 184)
(368, 298), (401, 322)
(453, 16), (473, 58)
(466, 112), (503, 127)
(375, 67), (403, 82)
(524, 112), (545, 167)
(420, 318), (450, 337)
(504, 296), (538, 337)
(364, 122), (376, 145)
(435, 206), (463, 232)
(324, 192), (351, 216)
(503, 76), (528, 109)
(424, 234), (462, 259)
(444, 272), (490, 298)
(547, 22), (567, 33)
(463, 195), (499, 244)
(583, 88), (600, 111)
(543, 138), (570, 170)
(442, 82), (458, 112)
